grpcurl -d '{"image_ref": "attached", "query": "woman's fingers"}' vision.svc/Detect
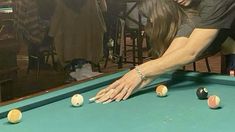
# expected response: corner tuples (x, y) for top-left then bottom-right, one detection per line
(90, 80), (121, 101)
(89, 88), (108, 102)
(102, 99), (113, 104)
(115, 87), (129, 102)
(123, 88), (134, 100)
(96, 88), (108, 96)
(96, 89), (115, 103)
(89, 92), (106, 102)
(109, 84), (124, 99)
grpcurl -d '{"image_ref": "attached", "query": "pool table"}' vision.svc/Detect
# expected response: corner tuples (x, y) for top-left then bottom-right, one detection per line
(0, 70), (235, 132)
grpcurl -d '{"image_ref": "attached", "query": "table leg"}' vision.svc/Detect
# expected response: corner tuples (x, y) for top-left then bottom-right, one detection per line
(221, 55), (226, 74)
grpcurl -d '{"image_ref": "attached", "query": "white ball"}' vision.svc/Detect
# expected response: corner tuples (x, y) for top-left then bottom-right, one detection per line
(71, 94), (84, 107)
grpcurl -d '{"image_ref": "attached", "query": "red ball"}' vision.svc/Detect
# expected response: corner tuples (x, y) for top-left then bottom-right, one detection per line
(207, 95), (220, 109)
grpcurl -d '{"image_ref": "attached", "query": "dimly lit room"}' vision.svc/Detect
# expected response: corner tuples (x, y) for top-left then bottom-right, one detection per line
(0, 0), (234, 131)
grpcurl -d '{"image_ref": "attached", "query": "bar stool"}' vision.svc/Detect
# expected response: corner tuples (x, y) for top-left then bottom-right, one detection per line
(122, 2), (148, 66)
(27, 36), (56, 79)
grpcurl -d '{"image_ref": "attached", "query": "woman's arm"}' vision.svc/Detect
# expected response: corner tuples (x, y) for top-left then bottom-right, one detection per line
(162, 37), (188, 56)
(139, 28), (219, 77)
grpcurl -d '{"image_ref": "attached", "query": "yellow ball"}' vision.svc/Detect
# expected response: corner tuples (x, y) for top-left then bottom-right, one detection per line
(7, 109), (22, 124)
(71, 94), (84, 107)
(156, 85), (168, 97)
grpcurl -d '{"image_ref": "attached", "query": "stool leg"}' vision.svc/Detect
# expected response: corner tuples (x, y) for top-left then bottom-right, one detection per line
(36, 58), (40, 80)
(205, 58), (211, 72)
(51, 52), (56, 69)
(27, 56), (32, 74)
(45, 54), (49, 63)
(124, 29), (127, 62)
(193, 62), (196, 71)
(104, 54), (109, 68)
(93, 63), (101, 72)
(132, 38), (136, 66)
(118, 56), (123, 69)
(221, 55), (226, 74)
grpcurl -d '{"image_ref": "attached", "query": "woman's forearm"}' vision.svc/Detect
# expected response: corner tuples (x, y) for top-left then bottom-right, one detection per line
(139, 47), (196, 77)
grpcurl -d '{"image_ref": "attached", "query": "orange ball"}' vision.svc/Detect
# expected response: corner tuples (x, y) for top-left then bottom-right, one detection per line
(207, 95), (220, 109)
(156, 85), (168, 97)
(7, 109), (22, 124)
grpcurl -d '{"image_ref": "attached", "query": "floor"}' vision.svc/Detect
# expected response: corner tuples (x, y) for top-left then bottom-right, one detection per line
(0, 39), (222, 102)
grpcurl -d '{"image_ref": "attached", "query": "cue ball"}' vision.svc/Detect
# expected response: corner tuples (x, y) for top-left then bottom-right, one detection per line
(7, 109), (22, 124)
(156, 85), (168, 97)
(207, 95), (220, 109)
(196, 87), (208, 100)
(71, 94), (84, 107)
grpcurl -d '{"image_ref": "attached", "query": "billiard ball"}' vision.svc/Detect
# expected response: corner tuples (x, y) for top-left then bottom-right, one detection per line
(156, 85), (168, 97)
(7, 109), (22, 124)
(196, 87), (208, 100)
(71, 94), (84, 107)
(207, 95), (220, 109)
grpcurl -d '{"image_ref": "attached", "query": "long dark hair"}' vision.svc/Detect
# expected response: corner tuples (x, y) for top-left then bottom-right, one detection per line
(140, 0), (186, 57)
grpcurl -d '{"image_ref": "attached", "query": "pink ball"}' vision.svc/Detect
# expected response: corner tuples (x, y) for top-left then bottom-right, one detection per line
(207, 95), (220, 109)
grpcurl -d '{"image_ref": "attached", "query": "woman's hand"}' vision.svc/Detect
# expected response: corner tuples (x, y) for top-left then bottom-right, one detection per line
(89, 69), (154, 104)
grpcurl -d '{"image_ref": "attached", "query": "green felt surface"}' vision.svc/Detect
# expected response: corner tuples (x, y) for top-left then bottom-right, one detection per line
(0, 71), (235, 132)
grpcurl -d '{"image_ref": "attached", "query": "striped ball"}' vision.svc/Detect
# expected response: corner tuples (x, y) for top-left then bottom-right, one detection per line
(156, 85), (168, 97)
(207, 95), (220, 109)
